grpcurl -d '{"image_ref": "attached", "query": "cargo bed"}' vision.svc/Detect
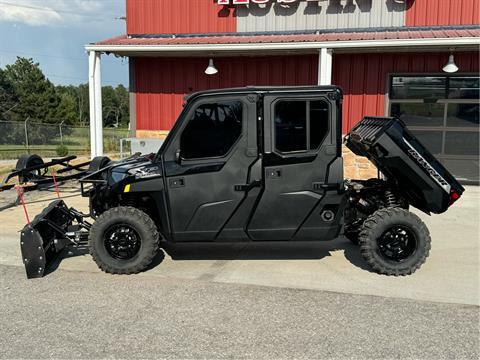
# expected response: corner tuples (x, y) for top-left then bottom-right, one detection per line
(345, 117), (464, 214)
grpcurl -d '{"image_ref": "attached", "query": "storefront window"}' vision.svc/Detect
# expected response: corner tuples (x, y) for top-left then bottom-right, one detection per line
(444, 132), (479, 156)
(442, 159), (480, 183)
(389, 74), (480, 183)
(391, 103), (444, 127)
(446, 103), (479, 127)
(391, 76), (446, 99)
(448, 77), (480, 99)
(391, 75), (480, 100)
(408, 130), (443, 155)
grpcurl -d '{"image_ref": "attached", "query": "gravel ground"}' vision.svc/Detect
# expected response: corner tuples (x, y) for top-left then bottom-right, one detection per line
(0, 160), (16, 166)
(0, 264), (478, 359)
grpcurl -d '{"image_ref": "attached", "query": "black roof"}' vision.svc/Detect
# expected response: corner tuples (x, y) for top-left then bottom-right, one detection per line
(185, 85), (342, 101)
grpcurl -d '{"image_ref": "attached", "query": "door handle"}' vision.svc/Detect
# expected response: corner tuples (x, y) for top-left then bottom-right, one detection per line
(169, 177), (185, 188)
(312, 182), (340, 191)
(266, 169), (282, 179)
(234, 180), (261, 192)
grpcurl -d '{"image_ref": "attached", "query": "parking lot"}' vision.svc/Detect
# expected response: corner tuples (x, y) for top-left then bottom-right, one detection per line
(0, 185), (479, 358)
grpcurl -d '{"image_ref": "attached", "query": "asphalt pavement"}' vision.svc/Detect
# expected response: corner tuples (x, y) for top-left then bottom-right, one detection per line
(0, 185), (479, 358)
(0, 264), (478, 359)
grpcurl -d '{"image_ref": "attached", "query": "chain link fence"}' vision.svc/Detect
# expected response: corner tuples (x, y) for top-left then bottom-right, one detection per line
(0, 120), (129, 160)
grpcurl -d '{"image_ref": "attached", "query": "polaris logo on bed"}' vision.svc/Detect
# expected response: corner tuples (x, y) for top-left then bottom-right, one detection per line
(404, 139), (451, 193)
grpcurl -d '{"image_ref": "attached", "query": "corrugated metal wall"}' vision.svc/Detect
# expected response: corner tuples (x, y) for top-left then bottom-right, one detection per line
(406, 0), (480, 26)
(126, 0), (480, 36)
(236, 1), (405, 32)
(333, 52), (480, 133)
(126, 0), (236, 35)
(134, 56), (318, 130)
(135, 52), (479, 133)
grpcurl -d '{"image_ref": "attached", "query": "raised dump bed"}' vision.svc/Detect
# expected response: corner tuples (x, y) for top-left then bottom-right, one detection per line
(345, 116), (464, 214)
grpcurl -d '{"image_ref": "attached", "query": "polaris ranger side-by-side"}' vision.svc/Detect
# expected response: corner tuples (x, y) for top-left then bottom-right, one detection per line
(20, 86), (464, 278)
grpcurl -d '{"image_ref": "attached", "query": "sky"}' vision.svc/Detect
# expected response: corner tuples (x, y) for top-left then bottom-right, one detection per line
(0, 0), (128, 87)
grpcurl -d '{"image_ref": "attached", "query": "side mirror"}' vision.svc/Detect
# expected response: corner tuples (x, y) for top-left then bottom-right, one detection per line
(175, 149), (181, 164)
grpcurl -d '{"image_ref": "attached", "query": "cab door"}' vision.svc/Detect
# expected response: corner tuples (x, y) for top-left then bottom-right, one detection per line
(162, 94), (259, 241)
(247, 93), (343, 241)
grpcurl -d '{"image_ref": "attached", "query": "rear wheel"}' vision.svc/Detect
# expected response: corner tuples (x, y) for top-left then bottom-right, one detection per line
(89, 206), (159, 274)
(359, 207), (430, 276)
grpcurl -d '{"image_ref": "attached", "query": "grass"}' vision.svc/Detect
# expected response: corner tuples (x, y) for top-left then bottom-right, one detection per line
(0, 128), (129, 160)
(0, 164), (14, 178)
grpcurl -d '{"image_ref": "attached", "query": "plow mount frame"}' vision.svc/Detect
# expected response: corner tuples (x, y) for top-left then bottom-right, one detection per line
(20, 200), (92, 278)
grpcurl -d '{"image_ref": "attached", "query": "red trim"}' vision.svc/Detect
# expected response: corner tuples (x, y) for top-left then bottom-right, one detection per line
(406, 0), (480, 26)
(126, 0), (236, 35)
(96, 27), (479, 46)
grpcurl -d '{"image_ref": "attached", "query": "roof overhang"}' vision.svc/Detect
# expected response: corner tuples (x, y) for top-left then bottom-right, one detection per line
(86, 26), (480, 57)
(85, 37), (480, 57)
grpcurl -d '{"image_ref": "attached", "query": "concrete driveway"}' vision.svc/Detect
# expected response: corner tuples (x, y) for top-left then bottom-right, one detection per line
(0, 185), (478, 306)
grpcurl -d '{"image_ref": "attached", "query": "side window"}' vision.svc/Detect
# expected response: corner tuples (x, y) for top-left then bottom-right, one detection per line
(180, 101), (243, 159)
(274, 100), (329, 153)
(274, 101), (307, 152)
(310, 100), (329, 149)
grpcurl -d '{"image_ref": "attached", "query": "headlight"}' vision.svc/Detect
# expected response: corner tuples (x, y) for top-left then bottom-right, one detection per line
(110, 171), (128, 183)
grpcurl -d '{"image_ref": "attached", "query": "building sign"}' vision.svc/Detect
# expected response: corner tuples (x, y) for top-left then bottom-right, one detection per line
(218, 0), (322, 5)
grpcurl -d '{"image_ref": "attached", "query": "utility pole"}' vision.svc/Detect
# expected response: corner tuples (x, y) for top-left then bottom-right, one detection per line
(59, 120), (65, 145)
(24, 117), (30, 153)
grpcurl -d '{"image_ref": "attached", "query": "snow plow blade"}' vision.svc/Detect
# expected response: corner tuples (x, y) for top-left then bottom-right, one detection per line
(20, 200), (89, 279)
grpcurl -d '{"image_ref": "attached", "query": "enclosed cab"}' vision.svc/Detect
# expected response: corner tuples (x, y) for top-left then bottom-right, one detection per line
(89, 86), (346, 242)
(20, 86), (464, 278)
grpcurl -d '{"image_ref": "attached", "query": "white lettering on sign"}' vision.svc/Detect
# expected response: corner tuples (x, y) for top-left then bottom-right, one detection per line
(403, 139), (451, 193)
(218, 0), (321, 5)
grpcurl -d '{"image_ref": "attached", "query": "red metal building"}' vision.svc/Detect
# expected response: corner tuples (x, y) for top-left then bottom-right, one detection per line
(87, 0), (479, 182)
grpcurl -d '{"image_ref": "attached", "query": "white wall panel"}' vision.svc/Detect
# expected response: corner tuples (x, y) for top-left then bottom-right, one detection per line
(236, 0), (406, 32)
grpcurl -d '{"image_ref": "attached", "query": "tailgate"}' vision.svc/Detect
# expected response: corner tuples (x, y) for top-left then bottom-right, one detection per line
(345, 117), (464, 214)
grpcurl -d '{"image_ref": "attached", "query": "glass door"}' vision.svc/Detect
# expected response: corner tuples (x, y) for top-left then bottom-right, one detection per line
(389, 75), (479, 184)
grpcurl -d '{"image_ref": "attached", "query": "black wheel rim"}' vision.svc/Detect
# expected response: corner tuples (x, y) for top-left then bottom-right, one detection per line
(104, 224), (141, 260)
(377, 225), (417, 262)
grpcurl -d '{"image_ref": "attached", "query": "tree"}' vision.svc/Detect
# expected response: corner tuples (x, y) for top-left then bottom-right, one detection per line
(0, 57), (129, 128)
(102, 86), (118, 127)
(56, 85), (86, 125)
(77, 84), (90, 126)
(55, 92), (77, 125)
(102, 85), (129, 128)
(0, 68), (18, 121)
(3, 57), (60, 123)
(115, 84), (129, 128)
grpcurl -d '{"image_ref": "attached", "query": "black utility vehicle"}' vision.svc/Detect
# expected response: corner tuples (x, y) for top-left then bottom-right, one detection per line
(21, 86), (464, 278)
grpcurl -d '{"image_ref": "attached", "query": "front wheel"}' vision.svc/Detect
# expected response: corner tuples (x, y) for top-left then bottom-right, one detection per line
(359, 208), (431, 276)
(89, 207), (160, 274)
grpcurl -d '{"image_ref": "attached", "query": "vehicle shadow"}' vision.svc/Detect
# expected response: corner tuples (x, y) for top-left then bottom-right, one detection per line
(43, 241), (90, 276)
(161, 237), (372, 272)
(44, 237), (373, 276)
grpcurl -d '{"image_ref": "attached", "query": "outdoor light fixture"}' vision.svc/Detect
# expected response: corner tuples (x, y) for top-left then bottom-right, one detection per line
(205, 58), (218, 75)
(443, 53), (459, 73)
